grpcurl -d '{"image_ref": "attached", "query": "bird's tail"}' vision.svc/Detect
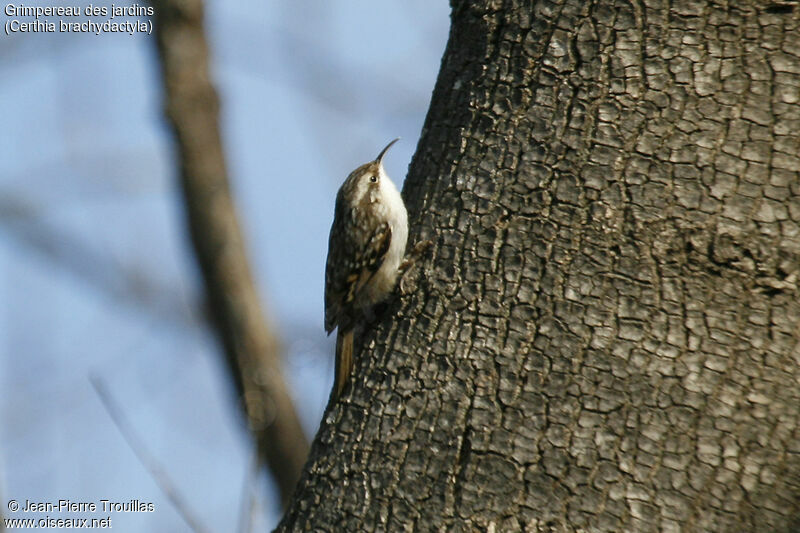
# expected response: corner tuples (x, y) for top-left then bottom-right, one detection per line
(333, 329), (354, 400)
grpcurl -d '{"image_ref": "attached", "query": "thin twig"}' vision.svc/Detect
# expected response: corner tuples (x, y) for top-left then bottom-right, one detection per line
(89, 375), (211, 533)
(236, 447), (261, 533)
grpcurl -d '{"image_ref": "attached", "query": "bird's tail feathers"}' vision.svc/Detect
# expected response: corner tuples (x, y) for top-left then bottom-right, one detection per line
(332, 329), (354, 400)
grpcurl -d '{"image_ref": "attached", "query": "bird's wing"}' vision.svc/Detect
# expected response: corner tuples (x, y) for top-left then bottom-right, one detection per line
(325, 204), (392, 333)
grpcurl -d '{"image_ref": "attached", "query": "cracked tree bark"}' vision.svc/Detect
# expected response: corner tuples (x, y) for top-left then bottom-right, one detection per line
(150, 0), (308, 507)
(279, 0), (800, 530)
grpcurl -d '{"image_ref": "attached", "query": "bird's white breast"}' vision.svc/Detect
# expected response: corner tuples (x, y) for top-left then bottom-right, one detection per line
(364, 168), (408, 304)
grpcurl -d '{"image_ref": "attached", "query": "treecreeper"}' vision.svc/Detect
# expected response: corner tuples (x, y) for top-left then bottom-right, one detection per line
(324, 139), (409, 400)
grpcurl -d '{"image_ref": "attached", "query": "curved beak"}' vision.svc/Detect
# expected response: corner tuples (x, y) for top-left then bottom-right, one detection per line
(375, 138), (400, 166)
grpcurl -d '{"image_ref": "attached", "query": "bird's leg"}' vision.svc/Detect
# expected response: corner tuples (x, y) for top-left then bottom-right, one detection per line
(398, 239), (432, 295)
(399, 240), (432, 275)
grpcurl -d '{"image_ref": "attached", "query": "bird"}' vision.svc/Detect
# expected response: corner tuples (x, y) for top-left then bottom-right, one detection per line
(324, 139), (409, 400)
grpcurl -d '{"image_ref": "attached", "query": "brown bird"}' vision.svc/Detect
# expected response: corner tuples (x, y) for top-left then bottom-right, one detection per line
(324, 139), (408, 400)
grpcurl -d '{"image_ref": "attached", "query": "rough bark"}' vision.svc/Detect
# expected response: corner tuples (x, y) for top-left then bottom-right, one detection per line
(151, 0), (308, 506)
(279, 0), (800, 531)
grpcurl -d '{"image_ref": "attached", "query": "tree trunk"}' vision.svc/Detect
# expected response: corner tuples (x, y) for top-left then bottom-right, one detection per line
(278, 0), (800, 531)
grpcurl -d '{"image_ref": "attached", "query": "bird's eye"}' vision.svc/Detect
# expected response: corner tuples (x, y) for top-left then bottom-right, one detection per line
(370, 175), (378, 183)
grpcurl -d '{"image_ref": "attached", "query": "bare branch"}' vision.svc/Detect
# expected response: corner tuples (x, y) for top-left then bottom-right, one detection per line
(0, 193), (204, 332)
(149, 0), (309, 506)
(89, 375), (210, 533)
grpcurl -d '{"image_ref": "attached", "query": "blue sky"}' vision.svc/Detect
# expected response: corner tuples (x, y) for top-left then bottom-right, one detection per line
(0, 2), (449, 530)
